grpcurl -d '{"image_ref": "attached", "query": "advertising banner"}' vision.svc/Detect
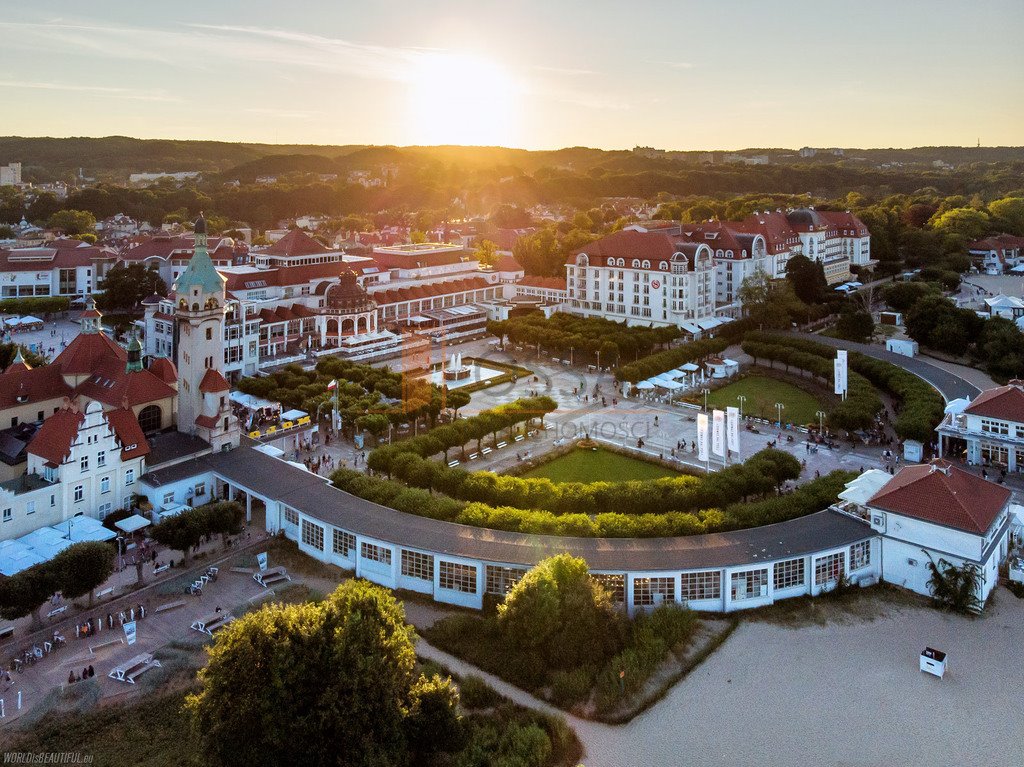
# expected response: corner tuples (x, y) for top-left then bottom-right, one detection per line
(712, 409), (725, 457)
(726, 406), (740, 454)
(697, 413), (710, 462)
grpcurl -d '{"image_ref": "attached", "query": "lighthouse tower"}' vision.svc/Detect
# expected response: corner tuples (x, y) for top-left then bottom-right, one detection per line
(173, 214), (239, 451)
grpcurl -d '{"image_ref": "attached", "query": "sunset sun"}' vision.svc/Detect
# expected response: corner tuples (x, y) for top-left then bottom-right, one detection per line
(405, 51), (519, 146)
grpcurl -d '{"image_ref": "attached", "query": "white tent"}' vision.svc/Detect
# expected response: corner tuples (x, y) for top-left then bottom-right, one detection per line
(230, 391), (280, 411)
(635, 381), (656, 390)
(115, 514), (151, 534)
(17, 527), (73, 560)
(0, 539), (46, 576)
(281, 409), (307, 421)
(58, 516), (116, 543)
(944, 398), (970, 415)
(653, 378), (684, 390)
(837, 469), (891, 506)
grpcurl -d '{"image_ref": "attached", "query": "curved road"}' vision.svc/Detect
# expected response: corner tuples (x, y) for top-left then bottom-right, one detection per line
(786, 332), (980, 402)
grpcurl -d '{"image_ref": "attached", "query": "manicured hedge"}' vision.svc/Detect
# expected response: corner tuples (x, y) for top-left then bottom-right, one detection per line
(381, 448), (800, 517)
(744, 333), (944, 442)
(367, 396), (558, 475)
(331, 466), (850, 539)
(615, 337), (729, 383)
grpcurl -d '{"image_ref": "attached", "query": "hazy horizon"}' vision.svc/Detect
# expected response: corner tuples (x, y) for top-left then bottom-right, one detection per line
(3, 0), (1023, 150)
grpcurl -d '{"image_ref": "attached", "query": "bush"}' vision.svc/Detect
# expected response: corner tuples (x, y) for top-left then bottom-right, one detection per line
(616, 336), (729, 383)
(549, 668), (594, 708)
(458, 675), (502, 710)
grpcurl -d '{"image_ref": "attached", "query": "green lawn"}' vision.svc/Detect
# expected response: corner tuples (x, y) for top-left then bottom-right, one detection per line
(705, 375), (827, 426)
(522, 447), (679, 483)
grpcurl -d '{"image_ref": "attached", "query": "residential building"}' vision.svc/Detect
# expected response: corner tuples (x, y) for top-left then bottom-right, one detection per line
(118, 233), (248, 287)
(968, 234), (1024, 273)
(938, 381), (1024, 470)
(0, 239), (117, 299)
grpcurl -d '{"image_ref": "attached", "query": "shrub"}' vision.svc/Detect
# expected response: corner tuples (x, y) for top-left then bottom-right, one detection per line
(549, 668), (594, 708)
(458, 675), (502, 710)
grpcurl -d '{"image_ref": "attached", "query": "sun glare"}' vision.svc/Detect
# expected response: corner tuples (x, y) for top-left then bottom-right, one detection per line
(405, 52), (519, 146)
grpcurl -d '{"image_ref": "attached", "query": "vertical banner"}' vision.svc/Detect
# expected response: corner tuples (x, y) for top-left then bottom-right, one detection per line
(711, 409), (725, 457)
(834, 350), (848, 395)
(726, 406), (740, 454)
(257, 552), (268, 572)
(697, 413), (710, 462)
(123, 621), (137, 646)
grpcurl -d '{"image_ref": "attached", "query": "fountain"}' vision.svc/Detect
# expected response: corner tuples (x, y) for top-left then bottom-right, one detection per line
(443, 352), (472, 382)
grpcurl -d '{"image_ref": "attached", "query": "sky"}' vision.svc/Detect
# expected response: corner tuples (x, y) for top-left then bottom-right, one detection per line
(1, 0), (1023, 151)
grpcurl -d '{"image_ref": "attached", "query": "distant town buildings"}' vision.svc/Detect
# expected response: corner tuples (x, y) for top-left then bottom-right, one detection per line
(0, 162), (22, 186)
(128, 171), (201, 186)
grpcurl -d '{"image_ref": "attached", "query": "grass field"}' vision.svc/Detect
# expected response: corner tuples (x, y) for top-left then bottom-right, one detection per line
(705, 375), (827, 426)
(522, 447), (679, 483)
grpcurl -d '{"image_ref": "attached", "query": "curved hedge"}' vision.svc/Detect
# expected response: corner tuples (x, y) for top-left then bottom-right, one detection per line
(330, 466), (852, 539)
(382, 448), (801, 517)
(615, 337), (729, 383)
(743, 333), (944, 442)
(367, 396), (558, 475)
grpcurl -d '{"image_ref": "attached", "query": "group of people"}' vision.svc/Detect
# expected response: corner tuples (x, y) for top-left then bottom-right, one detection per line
(74, 604), (147, 639)
(68, 665), (94, 684)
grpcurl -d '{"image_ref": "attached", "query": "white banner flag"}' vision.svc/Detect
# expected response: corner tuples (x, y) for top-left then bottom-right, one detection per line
(712, 409), (725, 457)
(834, 350), (848, 395)
(697, 412), (710, 462)
(726, 406), (740, 454)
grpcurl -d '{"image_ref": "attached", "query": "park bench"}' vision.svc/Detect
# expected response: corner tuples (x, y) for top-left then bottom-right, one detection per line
(514, 435), (524, 442)
(108, 652), (160, 684)
(190, 612), (234, 636)
(154, 600), (187, 614)
(0, 626), (14, 640)
(253, 566), (290, 588)
(468, 452), (479, 460)
(481, 447), (492, 455)
(89, 637), (123, 654)
(153, 564), (170, 575)
(496, 441), (507, 449)
(46, 605), (66, 619)
(447, 460), (460, 468)
(96, 587), (114, 598)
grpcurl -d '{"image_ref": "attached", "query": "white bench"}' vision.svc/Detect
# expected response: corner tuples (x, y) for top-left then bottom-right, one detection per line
(191, 612), (234, 636)
(481, 447), (492, 455)
(447, 460), (460, 468)
(514, 435), (525, 442)
(152, 564), (170, 575)
(109, 652), (160, 684)
(0, 626), (14, 640)
(46, 605), (67, 618)
(96, 587), (114, 598)
(253, 566), (291, 588)
(468, 452), (479, 460)
(154, 600), (187, 614)
(496, 441), (507, 449)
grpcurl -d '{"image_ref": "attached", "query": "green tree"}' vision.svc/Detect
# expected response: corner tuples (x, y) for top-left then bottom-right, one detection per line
(496, 554), (626, 686)
(356, 413), (391, 439)
(738, 271), (804, 329)
(95, 263), (168, 312)
(410, 230), (427, 244)
(925, 553), (982, 614)
(882, 281), (938, 313)
(445, 389), (471, 418)
(187, 580), (462, 767)
(834, 307), (874, 343)
(785, 254), (830, 305)
(47, 209), (96, 236)
(928, 207), (990, 244)
(51, 541), (114, 607)
(0, 563), (59, 628)
(988, 197), (1024, 236)
(203, 501), (246, 549)
(474, 238), (498, 267)
(150, 509), (208, 564)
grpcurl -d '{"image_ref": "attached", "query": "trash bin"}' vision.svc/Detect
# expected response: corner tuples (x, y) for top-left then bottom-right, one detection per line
(920, 647), (947, 679)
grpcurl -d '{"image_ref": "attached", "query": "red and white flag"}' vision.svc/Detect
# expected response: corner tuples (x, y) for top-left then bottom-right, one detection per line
(327, 379), (338, 391)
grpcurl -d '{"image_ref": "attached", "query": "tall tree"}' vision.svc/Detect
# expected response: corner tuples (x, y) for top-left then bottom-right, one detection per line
(95, 263), (168, 312)
(785, 254), (830, 305)
(187, 580), (462, 767)
(47, 209), (96, 235)
(52, 541), (114, 607)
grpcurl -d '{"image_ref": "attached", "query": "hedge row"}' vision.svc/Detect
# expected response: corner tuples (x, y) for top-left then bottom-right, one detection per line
(0, 296), (71, 315)
(746, 333), (944, 442)
(382, 448), (801, 517)
(367, 396), (558, 475)
(615, 337), (729, 383)
(331, 467), (851, 539)
(742, 338), (882, 432)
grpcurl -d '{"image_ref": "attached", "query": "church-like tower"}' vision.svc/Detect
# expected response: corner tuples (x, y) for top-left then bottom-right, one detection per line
(173, 214), (239, 451)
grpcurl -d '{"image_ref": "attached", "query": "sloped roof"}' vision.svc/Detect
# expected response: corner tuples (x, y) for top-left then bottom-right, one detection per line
(103, 408), (151, 460)
(199, 368), (230, 393)
(27, 408), (84, 465)
(148, 357), (178, 385)
(963, 385), (1024, 422)
(0, 364), (72, 409)
(518, 276), (567, 291)
(53, 332), (127, 376)
(74, 358), (177, 408)
(174, 240), (227, 296)
(867, 461), (1010, 535)
(262, 229), (331, 257)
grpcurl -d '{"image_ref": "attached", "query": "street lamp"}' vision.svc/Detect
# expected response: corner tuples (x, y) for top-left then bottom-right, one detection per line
(737, 395), (747, 418)
(701, 388), (710, 412)
(775, 402), (785, 426)
(816, 410), (826, 436)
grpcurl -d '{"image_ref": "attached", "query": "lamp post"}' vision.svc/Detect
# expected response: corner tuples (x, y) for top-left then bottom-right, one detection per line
(737, 395), (747, 418)
(775, 402), (785, 427)
(701, 388), (710, 412)
(569, 346), (574, 366)
(816, 410), (826, 436)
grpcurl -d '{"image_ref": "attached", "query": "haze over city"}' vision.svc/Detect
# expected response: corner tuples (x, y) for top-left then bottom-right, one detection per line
(2, 0), (1023, 149)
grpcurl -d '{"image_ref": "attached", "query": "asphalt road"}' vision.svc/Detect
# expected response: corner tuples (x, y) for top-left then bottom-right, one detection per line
(785, 332), (980, 402)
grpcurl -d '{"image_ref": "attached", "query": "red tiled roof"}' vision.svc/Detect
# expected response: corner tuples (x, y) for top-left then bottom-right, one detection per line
(28, 407), (84, 465)
(371, 277), (490, 306)
(195, 414), (219, 429)
(0, 363), (72, 408)
(74, 358), (176, 408)
(148, 357), (178, 385)
(867, 461), (1010, 535)
(199, 368), (230, 394)
(119, 234), (243, 263)
(566, 229), (710, 270)
(0, 243), (115, 271)
(262, 229), (331, 257)
(104, 407), (151, 460)
(968, 234), (1024, 252)
(53, 332), (127, 376)
(496, 253), (524, 272)
(963, 385), (1024, 422)
(373, 248), (472, 270)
